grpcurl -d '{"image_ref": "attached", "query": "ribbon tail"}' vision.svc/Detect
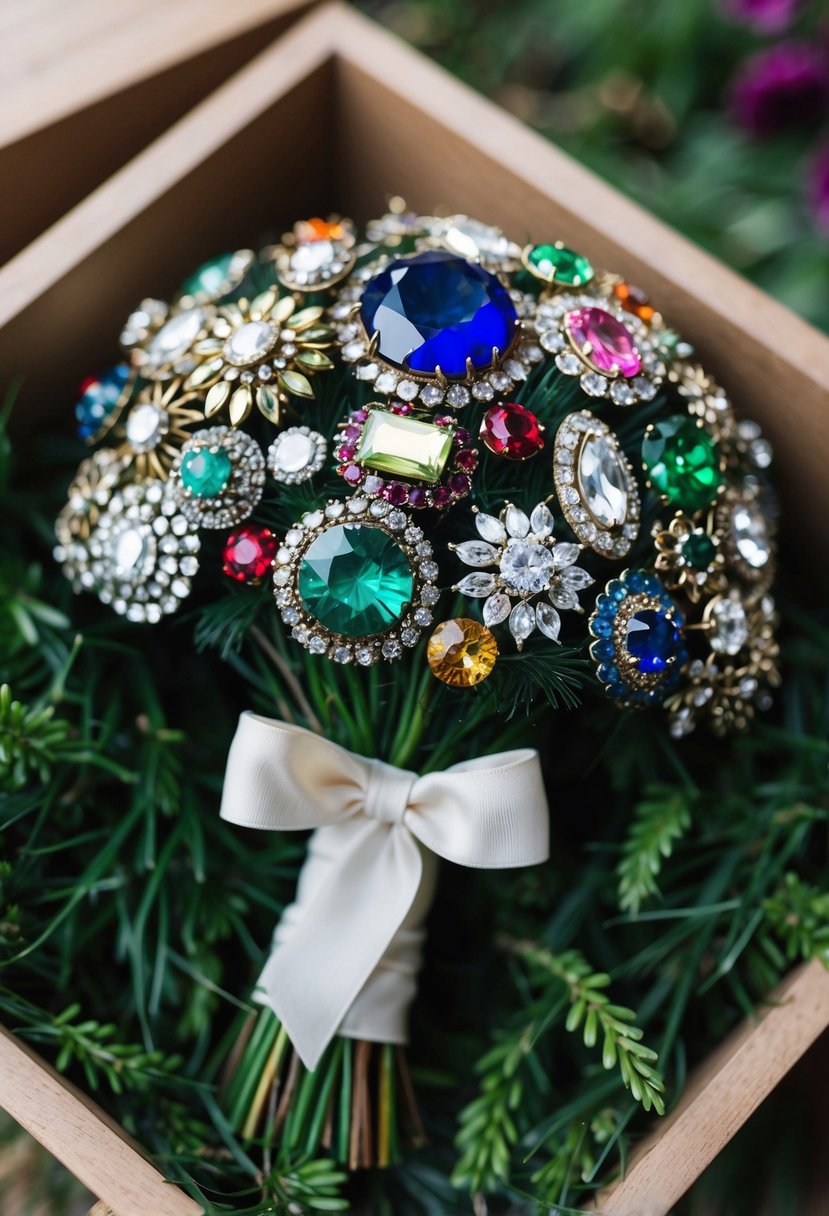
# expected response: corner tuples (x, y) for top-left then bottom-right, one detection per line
(256, 820), (423, 1070)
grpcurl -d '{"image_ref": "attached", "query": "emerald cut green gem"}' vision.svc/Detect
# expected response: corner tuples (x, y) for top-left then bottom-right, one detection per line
(356, 410), (454, 484)
(681, 530), (716, 569)
(298, 523), (414, 637)
(642, 416), (722, 512)
(526, 243), (593, 287)
(181, 447), (232, 498)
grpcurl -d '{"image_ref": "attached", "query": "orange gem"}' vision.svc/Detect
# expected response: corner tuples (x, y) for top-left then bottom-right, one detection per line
(427, 618), (498, 688)
(297, 217), (346, 244)
(613, 281), (655, 323)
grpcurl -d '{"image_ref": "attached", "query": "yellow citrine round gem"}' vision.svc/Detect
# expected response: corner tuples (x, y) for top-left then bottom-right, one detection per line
(426, 618), (498, 688)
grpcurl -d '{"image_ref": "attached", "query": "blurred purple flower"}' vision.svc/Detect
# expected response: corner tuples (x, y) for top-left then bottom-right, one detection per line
(729, 41), (829, 135)
(720, 0), (801, 34)
(808, 143), (829, 233)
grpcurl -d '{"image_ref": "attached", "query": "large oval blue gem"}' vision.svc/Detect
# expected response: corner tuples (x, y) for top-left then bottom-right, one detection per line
(625, 609), (680, 674)
(359, 250), (518, 377)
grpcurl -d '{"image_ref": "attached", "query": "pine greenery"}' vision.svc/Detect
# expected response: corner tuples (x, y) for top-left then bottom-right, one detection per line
(0, 324), (827, 1216)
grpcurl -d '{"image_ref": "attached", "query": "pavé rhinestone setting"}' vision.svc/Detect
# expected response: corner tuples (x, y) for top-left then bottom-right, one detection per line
(272, 498), (440, 665)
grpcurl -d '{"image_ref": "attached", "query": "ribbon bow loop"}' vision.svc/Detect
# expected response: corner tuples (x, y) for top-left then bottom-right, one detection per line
(220, 712), (550, 1069)
(362, 757), (416, 827)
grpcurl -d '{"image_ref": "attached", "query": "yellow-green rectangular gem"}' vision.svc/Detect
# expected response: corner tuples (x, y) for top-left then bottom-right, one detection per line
(355, 410), (454, 484)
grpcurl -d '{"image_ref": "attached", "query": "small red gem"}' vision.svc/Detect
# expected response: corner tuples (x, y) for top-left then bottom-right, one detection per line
(222, 526), (278, 584)
(455, 448), (478, 471)
(480, 403), (544, 461)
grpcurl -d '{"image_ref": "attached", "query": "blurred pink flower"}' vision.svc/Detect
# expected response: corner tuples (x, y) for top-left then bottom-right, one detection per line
(808, 142), (829, 233)
(729, 41), (829, 135)
(720, 0), (801, 34)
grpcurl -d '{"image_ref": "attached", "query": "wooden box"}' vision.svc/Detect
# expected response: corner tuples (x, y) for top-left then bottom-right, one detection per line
(0, 0), (313, 264)
(0, 5), (827, 1213)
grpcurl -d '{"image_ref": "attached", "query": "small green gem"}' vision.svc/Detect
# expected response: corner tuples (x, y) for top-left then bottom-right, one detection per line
(180, 251), (250, 302)
(680, 530), (716, 569)
(642, 416), (723, 512)
(356, 410), (454, 484)
(181, 447), (232, 498)
(526, 243), (593, 287)
(298, 523), (414, 637)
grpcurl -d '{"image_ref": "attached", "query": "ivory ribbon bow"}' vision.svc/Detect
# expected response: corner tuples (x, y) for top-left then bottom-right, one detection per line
(220, 712), (550, 1070)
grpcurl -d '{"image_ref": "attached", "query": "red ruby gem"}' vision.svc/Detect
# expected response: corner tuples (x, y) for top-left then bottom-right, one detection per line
(432, 486), (453, 507)
(480, 402), (544, 461)
(222, 526), (278, 584)
(384, 482), (409, 505)
(565, 306), (642, 378)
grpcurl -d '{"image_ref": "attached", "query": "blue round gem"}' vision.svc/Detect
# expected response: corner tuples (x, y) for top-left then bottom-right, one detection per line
(625, 609), (681, 674)
(592, 639), (615, 660)
(591, 617), (613, 639)
(359, 250), (518, 377)
(75, 364), (131, 441)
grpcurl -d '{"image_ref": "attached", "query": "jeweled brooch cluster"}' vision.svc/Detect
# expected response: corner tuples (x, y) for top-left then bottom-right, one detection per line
(55, 204), (780, 735)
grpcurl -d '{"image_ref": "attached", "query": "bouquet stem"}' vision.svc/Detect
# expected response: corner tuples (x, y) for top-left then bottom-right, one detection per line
(222, 1006), (424, 1168)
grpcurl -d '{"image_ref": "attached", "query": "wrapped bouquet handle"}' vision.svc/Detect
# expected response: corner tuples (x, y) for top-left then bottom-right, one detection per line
(220, 711), (550, 1070)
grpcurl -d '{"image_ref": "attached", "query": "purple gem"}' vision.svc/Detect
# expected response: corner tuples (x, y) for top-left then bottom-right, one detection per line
(455, 448), (478, 471)
(343, 424), (362, 441)
(433, 486), (453, 507)
(455, 428), (472, 445)
(384, 482), (409, 505)
(408, 487), (427, 508)
(342, 464), (363, 484)
(449, 473), (471, 495)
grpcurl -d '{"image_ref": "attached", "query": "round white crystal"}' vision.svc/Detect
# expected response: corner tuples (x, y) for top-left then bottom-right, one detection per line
(499, 539), (554, 596)
(272, 430), (317, 474)
(225, 319), (276, 365)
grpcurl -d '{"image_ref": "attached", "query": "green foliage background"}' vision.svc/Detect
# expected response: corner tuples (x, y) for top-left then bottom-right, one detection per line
(2, 1), (829, 1210)
(359, 0), (829, 330)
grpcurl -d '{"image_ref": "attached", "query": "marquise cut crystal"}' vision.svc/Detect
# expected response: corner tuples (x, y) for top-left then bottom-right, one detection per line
(577, 431), (628, 529)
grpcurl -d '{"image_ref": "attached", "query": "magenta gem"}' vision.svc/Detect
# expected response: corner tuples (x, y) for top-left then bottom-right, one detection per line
(408, 487), (427, 507)
(454, 428), (472, 445)
(384, 482), (409, 505)
(353, 409), (368, 422)
(342, 464), (363, 484)
(343, 424), (361, 440)
(433, 486), (453, 507)
(337, 444), (356, 461)
(455, 448), (477, 471)
(565, 306), (642, 378)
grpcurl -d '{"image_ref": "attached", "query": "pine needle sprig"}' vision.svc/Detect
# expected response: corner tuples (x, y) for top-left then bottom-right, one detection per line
(762, 873), (829, 966)
(616, 784), (694, 915)
(0, 682), (72, 790)
(451, 1017), (541, 1194)
(510, 941), (666, 1115)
